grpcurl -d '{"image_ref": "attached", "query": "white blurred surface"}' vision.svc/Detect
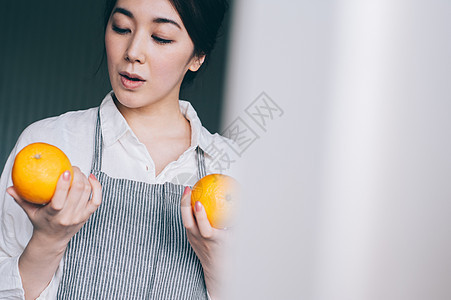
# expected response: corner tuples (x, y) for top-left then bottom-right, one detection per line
(223, 0), (451, 299)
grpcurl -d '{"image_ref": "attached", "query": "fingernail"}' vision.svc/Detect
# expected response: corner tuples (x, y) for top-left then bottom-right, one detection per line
(195, 201), (202, 212)
(63, 171), (71, 181)
(183, 186), (191, 196)
(89, 173), (97, 181)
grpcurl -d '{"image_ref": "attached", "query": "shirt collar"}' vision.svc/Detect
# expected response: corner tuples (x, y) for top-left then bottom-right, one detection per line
(99, 91), (216, 156)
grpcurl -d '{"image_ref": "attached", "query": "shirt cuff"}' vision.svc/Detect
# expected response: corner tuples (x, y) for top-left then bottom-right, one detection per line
(0, 255), (25, 299)
(0, 254), (62, 300)
(36, 275), (58, 300)
(36, 256), (63, 299)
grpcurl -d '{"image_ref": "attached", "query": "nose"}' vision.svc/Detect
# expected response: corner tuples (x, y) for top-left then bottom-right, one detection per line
(125, 31), (146, 64)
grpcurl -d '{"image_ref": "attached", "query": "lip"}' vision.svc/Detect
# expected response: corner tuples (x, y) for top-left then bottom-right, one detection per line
(119, 72), (146, 90)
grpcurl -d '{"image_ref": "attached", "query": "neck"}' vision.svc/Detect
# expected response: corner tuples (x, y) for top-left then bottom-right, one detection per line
(113, 94), (190, 141)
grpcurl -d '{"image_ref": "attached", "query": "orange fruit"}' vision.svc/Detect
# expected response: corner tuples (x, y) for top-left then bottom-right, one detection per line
(12, 142), (73, 204)
(191, 174), (239, 229)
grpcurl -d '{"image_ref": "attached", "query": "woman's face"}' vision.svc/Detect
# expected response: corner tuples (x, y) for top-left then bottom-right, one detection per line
(105, 0), (203, 110)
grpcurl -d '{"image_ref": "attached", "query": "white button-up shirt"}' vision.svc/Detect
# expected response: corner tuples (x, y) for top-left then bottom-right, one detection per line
(0, 92), (234, 299)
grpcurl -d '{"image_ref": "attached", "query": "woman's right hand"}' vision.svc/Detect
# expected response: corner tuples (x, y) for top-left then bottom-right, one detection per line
(5, 166), (102, 299)
(7, 166), (102, 248)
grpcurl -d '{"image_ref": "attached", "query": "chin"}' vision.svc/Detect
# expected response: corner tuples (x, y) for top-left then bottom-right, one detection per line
(114, 89), (161, 110)
(112, 89), (138, 107)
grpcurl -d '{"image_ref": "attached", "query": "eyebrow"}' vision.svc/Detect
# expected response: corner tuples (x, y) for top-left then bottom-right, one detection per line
(153, 17), (181, 30)
(112, 7), (181, 30)
(112, 7), (133, 18)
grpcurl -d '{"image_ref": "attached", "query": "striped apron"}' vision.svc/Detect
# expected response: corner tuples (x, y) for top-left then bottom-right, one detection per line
(57, 110), (208, 299)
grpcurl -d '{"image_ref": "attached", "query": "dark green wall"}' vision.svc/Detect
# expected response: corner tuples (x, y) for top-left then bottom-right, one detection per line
(0, 0), (231, 168)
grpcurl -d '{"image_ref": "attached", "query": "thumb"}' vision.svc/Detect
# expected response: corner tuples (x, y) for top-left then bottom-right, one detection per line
(7, 186), (41, 218)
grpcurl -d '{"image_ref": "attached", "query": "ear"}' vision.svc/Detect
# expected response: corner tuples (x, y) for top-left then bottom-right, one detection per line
(188, 55), (206, 72)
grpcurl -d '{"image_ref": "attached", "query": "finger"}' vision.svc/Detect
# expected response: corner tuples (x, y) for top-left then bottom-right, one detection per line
(180, 186), (191, 207)
(74, 177), (92, 213)
(180, 187), (198, 233)
(85, 173), (102, 215)
(63, 167), (87, 210)
(71, 170), (92, 212)
(7, 186), (42, 218)
(193, 201), (214, 239)
(48, 169), (72, 213)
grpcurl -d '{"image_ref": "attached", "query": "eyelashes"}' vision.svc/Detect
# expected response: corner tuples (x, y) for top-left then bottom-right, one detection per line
(112, 24), (130, 34)
(151, 35), (172, 44)
(112, 24), (173, 45)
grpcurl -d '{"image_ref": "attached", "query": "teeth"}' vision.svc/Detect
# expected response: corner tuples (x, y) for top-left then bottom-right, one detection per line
(123, 74), (141, 81)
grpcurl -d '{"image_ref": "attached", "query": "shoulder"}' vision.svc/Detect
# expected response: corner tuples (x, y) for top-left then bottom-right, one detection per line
(22, 108), (97, 138)
(199, 126), (240, 177)
(199, 125), (235, 153)
(13, 107), (98, 173)
(18, 107), (97, 148)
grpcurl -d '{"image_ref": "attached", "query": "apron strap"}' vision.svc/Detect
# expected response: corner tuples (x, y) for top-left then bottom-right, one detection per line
(91, 108), (103, 172)
(196, 147), (207, 180)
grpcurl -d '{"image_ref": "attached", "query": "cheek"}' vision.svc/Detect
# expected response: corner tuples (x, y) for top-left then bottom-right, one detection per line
(105, 33), (123, 66)
(150, 47), (194, 81)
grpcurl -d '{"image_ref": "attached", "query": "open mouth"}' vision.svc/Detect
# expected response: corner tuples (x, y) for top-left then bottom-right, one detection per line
(121, 74), (144, 81)
(119, 72), (146, 89)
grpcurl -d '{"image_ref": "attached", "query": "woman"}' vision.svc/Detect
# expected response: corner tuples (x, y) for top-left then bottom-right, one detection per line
(0, 0), (231, 299)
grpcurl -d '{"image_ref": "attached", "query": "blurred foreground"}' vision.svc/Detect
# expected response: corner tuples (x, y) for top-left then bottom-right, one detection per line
(223, 1), (451, 299)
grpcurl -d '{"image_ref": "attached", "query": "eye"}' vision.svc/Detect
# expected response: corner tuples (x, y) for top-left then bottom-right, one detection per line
(112, 24), (131, 34)
(152, 35), (173, 44)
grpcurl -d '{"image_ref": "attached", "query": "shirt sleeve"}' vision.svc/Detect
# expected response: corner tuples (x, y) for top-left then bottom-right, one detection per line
(0, 133), (63, 299)
(0, 143), (27, 299)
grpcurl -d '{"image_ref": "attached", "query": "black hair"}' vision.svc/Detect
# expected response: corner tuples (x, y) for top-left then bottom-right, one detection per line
(102, 0), (228, 85)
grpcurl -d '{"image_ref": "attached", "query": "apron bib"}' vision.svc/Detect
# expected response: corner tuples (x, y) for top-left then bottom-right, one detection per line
(57, 110), (208, 299)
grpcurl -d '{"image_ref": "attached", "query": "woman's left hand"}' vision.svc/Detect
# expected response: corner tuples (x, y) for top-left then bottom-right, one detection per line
(180, 186), (230, 300)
